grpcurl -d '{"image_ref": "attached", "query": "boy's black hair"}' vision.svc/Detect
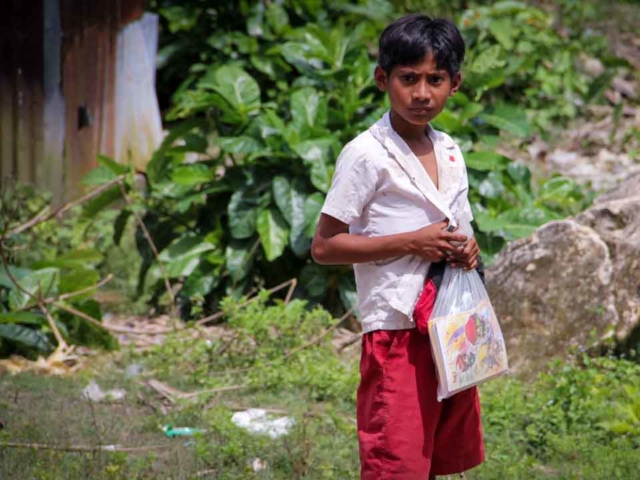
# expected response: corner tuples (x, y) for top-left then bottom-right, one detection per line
(378, 14), (465, 79)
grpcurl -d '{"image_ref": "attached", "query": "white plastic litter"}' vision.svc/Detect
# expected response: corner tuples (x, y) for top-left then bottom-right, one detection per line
(251, 458), (267, 472)
(124, 363), (143, 378)
(82, 380), (127, 402)
(231, 409), (294, 439)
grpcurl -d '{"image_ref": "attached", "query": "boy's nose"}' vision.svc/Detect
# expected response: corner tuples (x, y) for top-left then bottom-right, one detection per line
(412, 82), (431, 102)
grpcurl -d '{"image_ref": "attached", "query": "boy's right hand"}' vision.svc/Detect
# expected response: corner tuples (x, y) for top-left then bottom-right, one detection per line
(408, 221), (467, 262)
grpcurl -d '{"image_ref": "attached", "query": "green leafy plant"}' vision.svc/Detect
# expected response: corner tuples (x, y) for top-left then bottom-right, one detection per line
(83, 0), (614, 317)
(144, 293), (359, 403)
(0, 184), (117, 357)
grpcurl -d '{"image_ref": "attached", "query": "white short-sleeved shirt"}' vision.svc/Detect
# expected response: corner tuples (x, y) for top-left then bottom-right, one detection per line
(321, 111), (473, 333)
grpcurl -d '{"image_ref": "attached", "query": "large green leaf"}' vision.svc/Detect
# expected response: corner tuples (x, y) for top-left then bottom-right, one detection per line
(172, 164), (215, 186)
(81, 155), (127, 186)
(113, 209), (131, 246)
(304, 193), (324, 237)
(226, 239), (256, 283)
(272, 176), (294, 224)
(300, 263), (328, 299)
(160, 5), (199, 33)
(480, 104), (531, 138)
(181, 262), (219, 298)
(291, 139), (334, 193)
(218, 136), (263, 154)
(157, 235), (216, 278)
(475, 206), (559, 240)
(488, 18), (517, 50)
(97, 154), (128, 175)
(280, 42), (325, 73)
(0, 265), (30, 289)
(272, 176), (309, 257)
(291, 87), (327, 131)
(0, 324), (52, 351)
(83, 185), (122, 217)
(465, 151), (511, 172)
(81, 166), (118, 187)
(32, 249), (103, 270)
(228, 190), (258, 239)
(199, 65), (261, 122)
(170, 133), (208, 153)
(469, 45), (506, 77)
(256, 208), (289, 262)
(431, 109), (464, 134)
(59, 268), (101, 302)
(8, 268), (59, 310)
(0, 312), (44, 325)
(478, 172), (507, 199)
(265, 3), (289, 34)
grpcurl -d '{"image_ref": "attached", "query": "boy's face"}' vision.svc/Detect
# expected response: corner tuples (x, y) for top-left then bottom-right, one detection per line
(375, 52), (461, 128)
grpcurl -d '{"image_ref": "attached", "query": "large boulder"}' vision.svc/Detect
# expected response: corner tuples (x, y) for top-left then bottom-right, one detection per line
(487, 174), (640, 376)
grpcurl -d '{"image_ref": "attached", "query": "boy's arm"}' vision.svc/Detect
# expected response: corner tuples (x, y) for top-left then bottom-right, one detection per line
(312, 214), (467, 266)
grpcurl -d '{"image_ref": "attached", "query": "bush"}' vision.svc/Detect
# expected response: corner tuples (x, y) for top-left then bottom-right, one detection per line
(83, 0), (608, 318)
(143, 294), (359, 404)
(0, 184), (119, 357)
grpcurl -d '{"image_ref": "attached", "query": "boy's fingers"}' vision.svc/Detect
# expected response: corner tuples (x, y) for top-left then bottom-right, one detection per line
(440, 232), (467, 243)
(464, 253), (480, 270)
(438, 241), (459, 253)
(435, 220), (450, 230)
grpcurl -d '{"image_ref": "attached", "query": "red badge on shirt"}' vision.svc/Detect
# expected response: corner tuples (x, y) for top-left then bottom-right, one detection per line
(449, 155), (456, 162)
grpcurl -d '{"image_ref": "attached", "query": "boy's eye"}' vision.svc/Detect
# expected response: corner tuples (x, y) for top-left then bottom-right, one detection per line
(401, 74), (417, 83)
(430, 76), (444, 85)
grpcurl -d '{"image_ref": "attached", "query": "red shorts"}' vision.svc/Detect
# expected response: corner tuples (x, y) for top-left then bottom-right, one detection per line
(357, 280), (485, 479)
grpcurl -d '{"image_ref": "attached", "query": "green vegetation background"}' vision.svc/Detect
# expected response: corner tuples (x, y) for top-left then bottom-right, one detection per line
(1, 0), (639, 478)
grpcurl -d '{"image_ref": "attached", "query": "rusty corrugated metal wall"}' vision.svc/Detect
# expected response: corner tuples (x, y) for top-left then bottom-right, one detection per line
(0, 0), (147, 203)
(0, 0), (45, 191)
(60, 0), (145, 197)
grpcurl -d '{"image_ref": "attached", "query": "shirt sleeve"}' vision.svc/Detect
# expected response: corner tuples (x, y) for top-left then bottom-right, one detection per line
(321, 142), (378, 225)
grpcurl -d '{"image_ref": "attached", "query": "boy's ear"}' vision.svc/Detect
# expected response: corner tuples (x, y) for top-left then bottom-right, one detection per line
(374, 65), (388, 91)
(450, 72), (462, 96)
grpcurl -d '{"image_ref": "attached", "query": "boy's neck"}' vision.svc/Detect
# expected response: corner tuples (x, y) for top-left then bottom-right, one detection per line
(389, 109), (429, 143)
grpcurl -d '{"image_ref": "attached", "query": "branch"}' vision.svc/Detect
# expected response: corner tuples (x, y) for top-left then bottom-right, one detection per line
(145, 378), (246, 404)
(58, 274), (113, 301)
(117, 182), (178, 321)
(52, 301), (178, 335)
(38, 300), (67, 349)
(8, 206), (50, 235)
(196, 278), (299, 327)
(0, 442), (169, 453)
(281, 307), (353, 362)
(9, 175), (125, 235)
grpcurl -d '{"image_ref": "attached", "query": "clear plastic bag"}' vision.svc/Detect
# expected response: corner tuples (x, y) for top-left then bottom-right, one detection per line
(428, 266), (509, 401)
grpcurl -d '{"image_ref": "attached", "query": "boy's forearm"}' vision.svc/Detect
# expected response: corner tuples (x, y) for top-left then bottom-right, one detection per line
(312, 231), (415, 265)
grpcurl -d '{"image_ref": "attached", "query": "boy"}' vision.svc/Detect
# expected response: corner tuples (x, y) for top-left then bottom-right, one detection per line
(311, 14), (484, 480)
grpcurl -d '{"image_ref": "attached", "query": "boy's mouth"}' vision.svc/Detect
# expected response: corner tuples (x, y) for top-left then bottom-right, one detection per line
(408, 107), (434, 116)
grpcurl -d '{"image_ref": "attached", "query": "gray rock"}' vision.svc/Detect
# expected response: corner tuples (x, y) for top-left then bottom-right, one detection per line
(487, 174), (640, 375)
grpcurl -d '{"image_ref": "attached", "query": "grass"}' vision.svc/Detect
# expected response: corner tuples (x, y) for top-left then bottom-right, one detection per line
(1, 300), (639, 479)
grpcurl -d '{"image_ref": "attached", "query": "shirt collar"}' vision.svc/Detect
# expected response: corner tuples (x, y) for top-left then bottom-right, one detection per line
(369, 111), (455, 226)
(370, 111), (456, 149)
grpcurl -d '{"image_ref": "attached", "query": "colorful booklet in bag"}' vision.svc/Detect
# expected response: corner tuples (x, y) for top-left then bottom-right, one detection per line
(428, 268), (509, 401)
